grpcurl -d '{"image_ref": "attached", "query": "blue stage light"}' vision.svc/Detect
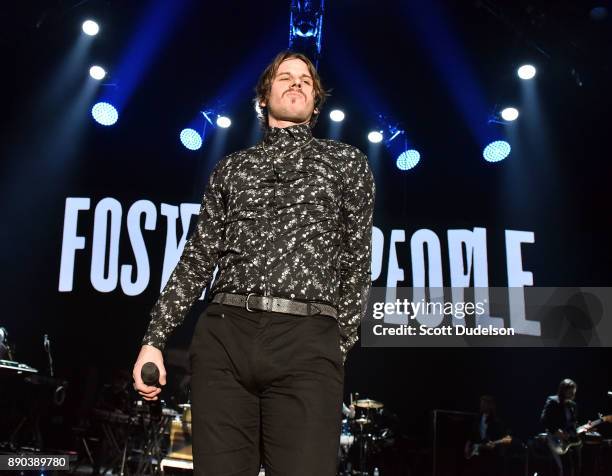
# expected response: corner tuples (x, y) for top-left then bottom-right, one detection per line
(329, 109), (345, 122)
(91, 102), (118, 126)
(89, 65), (106, 80)
(180, 128), (203, 150)
(216, 116), (231, 128)
(483, 140), (511, 162)
(368, 131), (383, 143)
(501, 107), (519, 121)
(82, 20), (100, 36)
(517, 65), (536, 80)
(396, 150), (420, 170)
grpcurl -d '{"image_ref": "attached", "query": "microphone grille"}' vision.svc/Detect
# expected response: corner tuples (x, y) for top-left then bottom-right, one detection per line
(141, 362), (160, 386)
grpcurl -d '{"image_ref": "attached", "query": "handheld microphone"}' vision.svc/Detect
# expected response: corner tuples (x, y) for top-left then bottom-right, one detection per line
(141, 362), (160, 386)
(140, 362), (162, 417)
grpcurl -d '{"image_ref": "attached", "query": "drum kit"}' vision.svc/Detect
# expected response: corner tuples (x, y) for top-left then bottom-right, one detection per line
(339, 397), (396, 476)
(150, 395), (395, 476)
(161, 395), (395, 475)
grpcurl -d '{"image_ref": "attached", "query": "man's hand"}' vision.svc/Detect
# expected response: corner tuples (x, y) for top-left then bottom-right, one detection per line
(132, 345), (166, 401)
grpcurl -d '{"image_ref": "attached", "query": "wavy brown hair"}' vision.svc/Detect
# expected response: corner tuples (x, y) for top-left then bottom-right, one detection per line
(253, 50), (330, 128)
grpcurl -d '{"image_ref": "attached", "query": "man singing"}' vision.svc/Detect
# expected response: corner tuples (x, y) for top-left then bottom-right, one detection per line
(132, 51), (375, 475)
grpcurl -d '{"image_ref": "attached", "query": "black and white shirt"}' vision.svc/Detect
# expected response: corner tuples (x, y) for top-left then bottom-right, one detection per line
(142, 123), (375, 361)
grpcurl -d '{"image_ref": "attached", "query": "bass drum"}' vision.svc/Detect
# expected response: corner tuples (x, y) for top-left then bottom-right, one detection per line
(340, 418), (354, 449)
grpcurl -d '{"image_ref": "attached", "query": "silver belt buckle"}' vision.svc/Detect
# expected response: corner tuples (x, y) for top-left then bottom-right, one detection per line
(307, 302), (321, 316)
(245, 292), (257, 312)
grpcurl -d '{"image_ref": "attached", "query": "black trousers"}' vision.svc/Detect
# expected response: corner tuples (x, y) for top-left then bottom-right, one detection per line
(189, 301), (345, 476)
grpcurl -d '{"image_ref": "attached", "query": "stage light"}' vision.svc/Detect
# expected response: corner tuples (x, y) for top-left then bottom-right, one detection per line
(289, 0), (324, 64)
(396, 150), (420, 170)
(216, 116), (231, 128)
(483, 140), (511, 162)
(82, 20), (100, 36)
(89, 66), (106, 80)
(329, 109), (345, 122)
(180, 128), (203, 150)
(517, 64), (536, 80)
(91, 102), (118, 126)
(501, 107), (519, 122)
(368, 131), (383, 143)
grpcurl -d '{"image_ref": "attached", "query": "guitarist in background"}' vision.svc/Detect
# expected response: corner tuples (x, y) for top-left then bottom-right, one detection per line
(464, 395), (512, 475)
(541, 378), (581, 476)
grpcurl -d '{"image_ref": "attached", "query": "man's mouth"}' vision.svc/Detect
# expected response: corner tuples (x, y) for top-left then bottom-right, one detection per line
(286, 91), (303, 98)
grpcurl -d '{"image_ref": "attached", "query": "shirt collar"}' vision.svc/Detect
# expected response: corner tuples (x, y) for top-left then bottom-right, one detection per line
(263, 123), (313, 146)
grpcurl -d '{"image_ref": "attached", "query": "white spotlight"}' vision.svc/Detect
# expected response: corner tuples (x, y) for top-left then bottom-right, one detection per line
(89, 65), (106, 80)
(367, 131), (383, 143)
(216, 116), (231, 128)
(82, 20), (100, 36)
(501, 107), (519, 122)
(329, 109), (345, 122)
(517, 64), (536, 80)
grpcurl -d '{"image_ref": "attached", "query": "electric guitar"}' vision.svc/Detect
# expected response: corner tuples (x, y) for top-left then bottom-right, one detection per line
(465, 435), (512, 459)
(547, 414), (612, 455)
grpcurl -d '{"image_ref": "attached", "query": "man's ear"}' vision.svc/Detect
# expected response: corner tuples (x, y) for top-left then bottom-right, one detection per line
(260, 100), (266, 108)
(314, 108), (319, 114)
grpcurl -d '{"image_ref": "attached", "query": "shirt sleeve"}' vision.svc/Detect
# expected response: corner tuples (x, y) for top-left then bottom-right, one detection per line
(540, 397), (556, 432)
(141, 161), (226, 351)
(337, 148), (375, 363)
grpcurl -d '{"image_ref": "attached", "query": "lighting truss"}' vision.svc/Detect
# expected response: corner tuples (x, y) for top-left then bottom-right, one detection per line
(289, 0), (325, 67)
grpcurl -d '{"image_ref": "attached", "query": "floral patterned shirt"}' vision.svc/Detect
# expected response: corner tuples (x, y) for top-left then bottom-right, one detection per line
(142, 123), (375, 362)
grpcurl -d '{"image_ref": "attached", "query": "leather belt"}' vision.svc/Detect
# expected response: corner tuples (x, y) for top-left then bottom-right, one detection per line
(211, 292), (338, 319)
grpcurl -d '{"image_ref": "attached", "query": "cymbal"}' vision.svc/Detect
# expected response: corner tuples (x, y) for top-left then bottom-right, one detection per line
(354, 399), (383, 409)
(163, 408), (180, 417)
(354, 417), (371, 425)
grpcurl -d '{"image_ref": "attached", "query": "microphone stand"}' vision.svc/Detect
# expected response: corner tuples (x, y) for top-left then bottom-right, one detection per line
(44, 334), (54, 377)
